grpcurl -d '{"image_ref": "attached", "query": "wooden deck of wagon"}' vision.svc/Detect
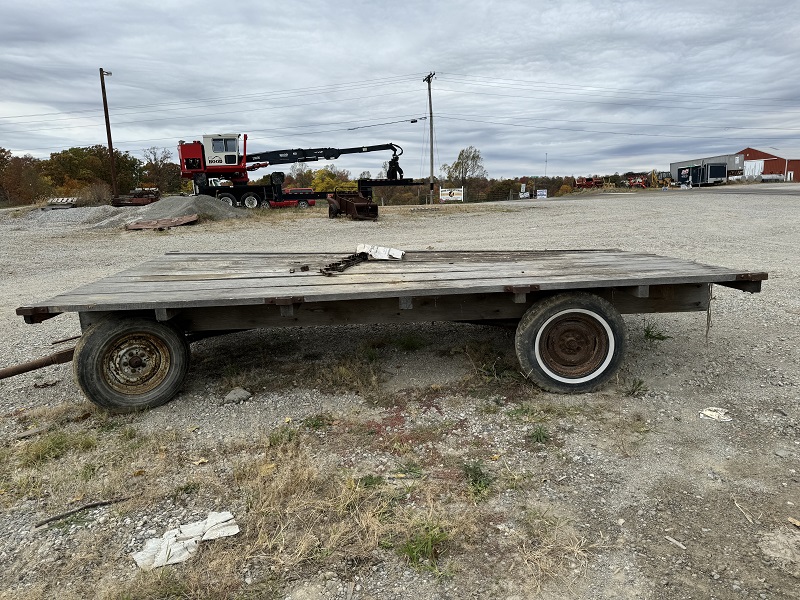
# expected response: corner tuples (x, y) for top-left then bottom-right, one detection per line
(16, 250), (766, 317)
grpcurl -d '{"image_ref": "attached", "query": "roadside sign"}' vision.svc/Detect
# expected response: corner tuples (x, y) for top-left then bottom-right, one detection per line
(440, 187), (464, 202)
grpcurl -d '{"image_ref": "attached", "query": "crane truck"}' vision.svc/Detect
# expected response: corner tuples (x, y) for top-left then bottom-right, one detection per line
(178, 133), (415, 218)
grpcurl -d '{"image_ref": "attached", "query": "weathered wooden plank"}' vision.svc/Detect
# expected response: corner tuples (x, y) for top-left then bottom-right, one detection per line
(17, 250), (766, 316)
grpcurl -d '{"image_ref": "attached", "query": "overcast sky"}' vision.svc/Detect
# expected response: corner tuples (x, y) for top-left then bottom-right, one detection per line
(2, 0), (800, 179)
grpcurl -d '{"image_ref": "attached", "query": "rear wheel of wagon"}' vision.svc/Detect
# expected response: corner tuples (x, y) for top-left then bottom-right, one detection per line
(515, 292), (625, 393)
(73, 317), (190, 412)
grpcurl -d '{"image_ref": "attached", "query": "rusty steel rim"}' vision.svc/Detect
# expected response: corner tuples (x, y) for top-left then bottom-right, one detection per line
(534, 308), (614, 383)
(102, 333), (171, 395)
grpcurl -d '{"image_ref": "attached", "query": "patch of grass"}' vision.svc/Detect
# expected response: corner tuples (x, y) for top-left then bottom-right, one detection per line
(462, 339), (519, 384)
(398, 520), (449, 571)
(20, 431), (72, 467)
(303, 413), (335, 430)
(111, 568), (193, 600)
(358, 474), (385, 489)
(79, 463), (99, 482)
(267, 424), (297, 447)
(118, 426), (138, 440)
(623, 377), (648, 397)
(526, 424), (551, 445)
(396, 459), (423, 478)
(462, 460), (492, 497)
(643, 318), (671, 341)
(392, 333), (428, 352)
(171, 481), (201, 505)
(507, 401), (595, 423)
(515, 507), (604, 587)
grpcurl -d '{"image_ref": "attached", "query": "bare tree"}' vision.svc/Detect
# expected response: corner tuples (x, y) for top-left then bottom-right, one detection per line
(142, 147), (181, 192)
(441, 146), (488, 188)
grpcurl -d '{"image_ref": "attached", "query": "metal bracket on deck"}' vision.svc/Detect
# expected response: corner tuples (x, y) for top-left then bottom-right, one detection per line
(155, 308), (180, 321)
(504, 285), (539, 304)
(15, 306), (60, 324)
(267, 296), (304, 317)
(618, 285), (650, 298)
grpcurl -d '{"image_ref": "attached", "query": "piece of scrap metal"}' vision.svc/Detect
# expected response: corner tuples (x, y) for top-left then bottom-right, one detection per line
(698, 407), (732, 422)
(356, 244), (405, 260)
(320, 252), (369, 276)
(43, 197), (78, 210)
(125, 214), (199, 231)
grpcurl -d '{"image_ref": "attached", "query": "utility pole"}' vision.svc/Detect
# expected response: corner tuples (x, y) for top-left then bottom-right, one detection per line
(99, 68), (118, 199)
(544, 152), (548, 178)
(424, 72), (435, 204)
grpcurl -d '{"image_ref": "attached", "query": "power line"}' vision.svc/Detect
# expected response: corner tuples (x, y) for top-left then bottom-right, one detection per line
(437, 115), (791, 141)
(437, 72), (800, 105)
(0, 73), (427, 122)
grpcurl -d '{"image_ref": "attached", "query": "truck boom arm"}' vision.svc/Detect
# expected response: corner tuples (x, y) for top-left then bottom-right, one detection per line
(245, 143), (402, 167)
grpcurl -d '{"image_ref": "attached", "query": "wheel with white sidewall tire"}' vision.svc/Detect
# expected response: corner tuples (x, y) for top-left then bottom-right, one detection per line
(515, 292), (625, 393)
(73, 316), (190, 412)
(218, 193), (236, 207)
(296, 199), (310, 209)
(242, 192), (261, 209)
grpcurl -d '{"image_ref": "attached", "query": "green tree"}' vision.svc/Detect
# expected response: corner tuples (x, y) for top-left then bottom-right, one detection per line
(311, 166), (355, 191)
(0, 155), (53, 205)
(141, 147), (181, 193)
(45, 146), (141, 194)
(0, 147), (11, 203)
(485, 179), (518, 202)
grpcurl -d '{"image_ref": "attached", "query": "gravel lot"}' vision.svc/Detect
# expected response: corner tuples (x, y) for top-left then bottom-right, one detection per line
(0, 186), (798, 599)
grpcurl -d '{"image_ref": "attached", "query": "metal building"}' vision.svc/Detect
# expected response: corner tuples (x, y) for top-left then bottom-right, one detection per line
(670, 153), (744, 186)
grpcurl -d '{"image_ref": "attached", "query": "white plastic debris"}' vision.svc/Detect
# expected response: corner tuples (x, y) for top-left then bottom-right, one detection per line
(698, 407), (732, 422)
(356, 244), (405, 260)
(132, 511), (239, 570)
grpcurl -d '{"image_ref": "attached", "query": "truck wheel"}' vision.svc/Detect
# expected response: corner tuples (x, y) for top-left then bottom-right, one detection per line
(328, 202), (340, 218)
(242, 192), (261, 209)
(296, 200), (310, 209)
(73, 316), (190, 412)
(515, 292), (625, 393)
(218, 193), (236, 207)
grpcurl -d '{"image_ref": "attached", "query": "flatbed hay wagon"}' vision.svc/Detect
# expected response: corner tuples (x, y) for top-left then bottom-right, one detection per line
(15, 249), (766, 412)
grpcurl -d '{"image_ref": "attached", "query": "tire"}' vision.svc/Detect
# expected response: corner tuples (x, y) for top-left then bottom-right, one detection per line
(242, 192), (261, 209)
(515, 292), (625, 393)
(328, 202), (340, 218)
(73, 316), (190, 412)
(218, 193), (236, 207)
(296, 200), (310, 209)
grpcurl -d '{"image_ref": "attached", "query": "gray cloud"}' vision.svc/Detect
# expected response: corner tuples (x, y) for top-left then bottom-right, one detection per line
(2, 0), (799, 178)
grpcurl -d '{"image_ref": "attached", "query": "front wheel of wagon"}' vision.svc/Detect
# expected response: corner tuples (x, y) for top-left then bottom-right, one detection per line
(515, 293), (626, 393)
(73, 317), (190, 412)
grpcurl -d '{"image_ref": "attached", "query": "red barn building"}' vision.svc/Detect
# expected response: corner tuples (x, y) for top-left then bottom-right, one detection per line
(737, 147), (800, 182)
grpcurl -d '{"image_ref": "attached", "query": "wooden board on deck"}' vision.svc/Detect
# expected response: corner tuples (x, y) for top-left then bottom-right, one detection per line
(16, 250), (767, 316)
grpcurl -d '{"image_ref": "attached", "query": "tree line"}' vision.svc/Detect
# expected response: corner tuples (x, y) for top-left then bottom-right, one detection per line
(0, 146), (182, 207)
(0, 142), (631, 208)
